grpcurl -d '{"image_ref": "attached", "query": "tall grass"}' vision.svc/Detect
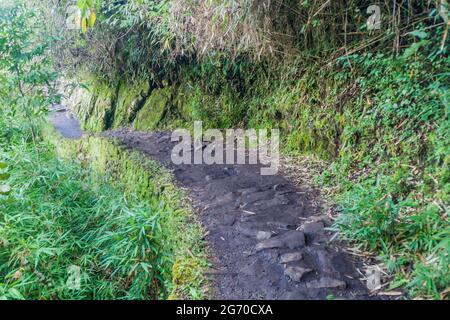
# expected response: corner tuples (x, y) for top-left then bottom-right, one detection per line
(0, 140), (171, 299)
(0, 1), (207, 300)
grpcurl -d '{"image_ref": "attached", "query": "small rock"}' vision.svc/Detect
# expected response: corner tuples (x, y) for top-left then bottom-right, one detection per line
(284, 267), (313, 282)
(255, 238), (282, 252)
(280, 252), (303, 264)
(255, 230), (305, 252)
(243, 250), (252, 257)
(302, 222), (325, 235)
(317, 250), (334, 274)
(306, 277), (347, 290)
(256, 231), (272, 241)
(238, 187), (259, 196)
(283, 230), (306, 249)
(212, 192), (235, 206)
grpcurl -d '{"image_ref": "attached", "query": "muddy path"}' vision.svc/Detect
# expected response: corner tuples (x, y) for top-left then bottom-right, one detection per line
(49, 105), (83, 139)
(50, 109), (375, 300)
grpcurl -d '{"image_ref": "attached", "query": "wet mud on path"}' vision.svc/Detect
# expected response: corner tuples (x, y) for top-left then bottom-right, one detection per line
(49, 105), (83, 139)
(51, 109), (376, 300)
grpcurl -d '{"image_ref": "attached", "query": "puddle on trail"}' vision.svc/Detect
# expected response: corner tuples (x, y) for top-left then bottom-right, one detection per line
(49, 104), (83, 139)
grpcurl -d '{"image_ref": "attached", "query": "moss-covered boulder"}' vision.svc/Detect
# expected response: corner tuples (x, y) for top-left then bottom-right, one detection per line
(83, 82), (117, 132)
(62, 80), (118, 132)
(113, 80), (151, 128)
(62, 84), (91, 118)
(133, 87), (172, 131)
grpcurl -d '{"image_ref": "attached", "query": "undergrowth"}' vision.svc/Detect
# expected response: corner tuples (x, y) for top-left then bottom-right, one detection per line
(0, 2), (208, 300)
(4, 0), (448, 299)
(0, 130), (209, 300)
(45, 130), (209, 300)
(69, 30), (449, 298)
(319, 35), (449, 299)
(0, 139), (166, 299)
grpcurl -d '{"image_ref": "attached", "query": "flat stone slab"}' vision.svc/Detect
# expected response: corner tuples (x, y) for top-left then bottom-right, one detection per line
(302, 221), (325, 235)
(256, 231), (272, 241)
(255, 230), (305, 252)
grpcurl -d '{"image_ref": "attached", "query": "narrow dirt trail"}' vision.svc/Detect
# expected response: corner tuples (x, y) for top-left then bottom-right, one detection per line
(49, 105), (83, 139)
(50, 109), (374, 300)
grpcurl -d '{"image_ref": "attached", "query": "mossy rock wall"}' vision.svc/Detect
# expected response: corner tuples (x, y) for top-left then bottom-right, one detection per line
(65, 80), (175, 132)
(133, 87), (172, 131)
(66, 55), (447, 168)
(65, 75), (345, 160)
(61, 84), (91, 118)
(113, 80), (151, 128)
(65, 81), (118, 132)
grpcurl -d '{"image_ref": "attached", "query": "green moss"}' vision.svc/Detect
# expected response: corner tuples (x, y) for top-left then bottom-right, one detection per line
(67, 80), (118, 132)
(113, 80), (150, 127)
(133, 87), (172, 131)
(169, 258), (208, 300)
(172, 84), (208, 122)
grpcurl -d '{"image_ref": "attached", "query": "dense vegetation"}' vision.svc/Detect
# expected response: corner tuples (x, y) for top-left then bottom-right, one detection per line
(1, 0), (449, 299)
(0, 2), (207, 300)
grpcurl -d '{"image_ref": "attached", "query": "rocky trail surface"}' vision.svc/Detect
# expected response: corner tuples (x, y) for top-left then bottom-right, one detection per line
(50, 108), (376, 300)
